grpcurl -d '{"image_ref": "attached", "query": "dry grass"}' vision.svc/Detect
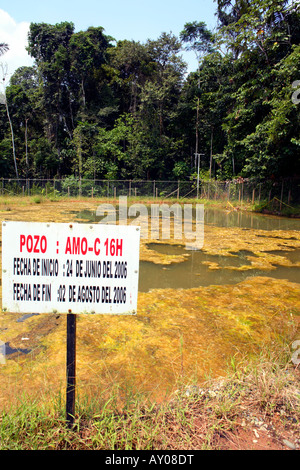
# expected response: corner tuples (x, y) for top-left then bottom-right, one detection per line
(0, 343), (299, 450)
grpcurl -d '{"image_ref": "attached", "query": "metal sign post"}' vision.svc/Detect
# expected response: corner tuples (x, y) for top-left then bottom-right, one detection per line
(66, 313), (76, 428)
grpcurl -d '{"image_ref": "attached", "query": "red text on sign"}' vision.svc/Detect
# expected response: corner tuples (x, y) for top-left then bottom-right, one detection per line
(65, 237), (101, 255)
(20, 235), (47, 254)
(104, 238), (123, 257)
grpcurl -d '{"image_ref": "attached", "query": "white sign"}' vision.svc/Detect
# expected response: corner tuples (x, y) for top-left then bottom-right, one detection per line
(2, 222), (140, 315)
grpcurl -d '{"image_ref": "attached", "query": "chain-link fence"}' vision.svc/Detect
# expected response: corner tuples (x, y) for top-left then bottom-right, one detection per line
(0, 177), (299, 207)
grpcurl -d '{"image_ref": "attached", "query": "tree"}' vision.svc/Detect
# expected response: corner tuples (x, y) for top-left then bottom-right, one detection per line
(27, 22), (76, 154)
(8, 66), (42, 175)
(178, 51), (234, 177)
(0, 42), (18, 178)
(180, 22), (218, 174)
(0, 43), (9, 56)
(0, 6), (298, 182)
(180, 21), (215, 58)
(215, 1), (300, 179)
(109, 39), (151, 115)
(0, 64), (19, 179)
(27, 22), (116, 175)
(69, 27), (114, 115)
(142, 33), (186, 138)
(215, 0), (296, 63)
(240, 44), (300, 178)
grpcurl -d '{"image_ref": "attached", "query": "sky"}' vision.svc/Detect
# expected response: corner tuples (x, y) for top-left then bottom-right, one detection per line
(0, 0), (218, 80)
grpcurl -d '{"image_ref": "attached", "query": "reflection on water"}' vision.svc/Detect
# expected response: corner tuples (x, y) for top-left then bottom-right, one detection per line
(204, 208), (300, 231)
(74, 206), (300, 231)
(72, 206), (300, 292)
(17, 313), (39, 323)
(139, 244), (300, 292)
(5, 342), (31, 356)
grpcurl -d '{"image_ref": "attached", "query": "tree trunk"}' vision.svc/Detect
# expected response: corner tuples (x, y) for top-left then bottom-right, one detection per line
(195, 97), (199, 155)
(209, 128), (213, 178)
(5, 95), (19, 179)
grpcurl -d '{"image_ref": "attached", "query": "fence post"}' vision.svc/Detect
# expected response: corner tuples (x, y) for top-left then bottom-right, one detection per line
(5, 178), (292, 204)
(280, 180), (284, 211)
(66, 313), (76, 428)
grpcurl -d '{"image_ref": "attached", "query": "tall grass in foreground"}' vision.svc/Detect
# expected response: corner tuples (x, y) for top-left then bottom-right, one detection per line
(0, 343), (299, 450)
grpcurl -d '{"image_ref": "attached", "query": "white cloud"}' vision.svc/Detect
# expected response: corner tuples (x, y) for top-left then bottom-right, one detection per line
(0, 9), (34, 81)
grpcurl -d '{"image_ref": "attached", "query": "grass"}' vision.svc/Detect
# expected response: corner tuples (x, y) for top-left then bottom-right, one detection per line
(253, 198), (300, 218)
(0, 343), (299, 450)
(1, 191), (299, 217)
(31, 195), (43, 204)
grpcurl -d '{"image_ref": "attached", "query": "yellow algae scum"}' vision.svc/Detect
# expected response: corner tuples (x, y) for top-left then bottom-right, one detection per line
(0, 197), (299, 406)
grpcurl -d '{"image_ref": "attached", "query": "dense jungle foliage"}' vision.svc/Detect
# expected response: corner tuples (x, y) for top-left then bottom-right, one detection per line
(0, 0), (299, 181)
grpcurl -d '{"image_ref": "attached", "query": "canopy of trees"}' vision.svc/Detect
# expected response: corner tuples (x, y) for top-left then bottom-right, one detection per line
(0, 0), (299, 181)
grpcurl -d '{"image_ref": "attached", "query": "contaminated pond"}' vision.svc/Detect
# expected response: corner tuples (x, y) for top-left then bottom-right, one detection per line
(0, 199), (299, 406)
